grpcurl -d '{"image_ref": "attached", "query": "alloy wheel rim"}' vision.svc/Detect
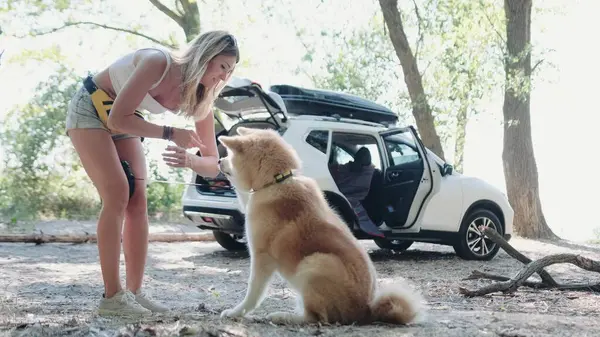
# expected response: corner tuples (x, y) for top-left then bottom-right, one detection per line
(466, 217), (498, 256)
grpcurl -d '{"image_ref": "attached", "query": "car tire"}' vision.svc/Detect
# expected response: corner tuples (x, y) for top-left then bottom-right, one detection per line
(453, 208), (503, 260)
(373, 238), (414, 252)
(213, 231), (247, 251)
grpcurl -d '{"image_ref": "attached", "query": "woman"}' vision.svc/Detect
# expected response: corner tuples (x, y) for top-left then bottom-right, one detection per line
(65, 30), (239, 317)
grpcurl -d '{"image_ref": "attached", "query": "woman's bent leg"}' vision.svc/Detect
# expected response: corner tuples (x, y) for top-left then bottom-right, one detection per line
(115, 136), (168, 312)
(115, 137), (148, 293)
(68, 129), (151, 317)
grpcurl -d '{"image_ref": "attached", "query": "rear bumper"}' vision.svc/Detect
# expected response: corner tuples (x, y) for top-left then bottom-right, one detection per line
(182, 205), (245, 234)
(181, 185), (245, 234)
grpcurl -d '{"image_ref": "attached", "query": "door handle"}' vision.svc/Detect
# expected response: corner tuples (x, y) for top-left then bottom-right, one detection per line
(390, 171), (400, 178)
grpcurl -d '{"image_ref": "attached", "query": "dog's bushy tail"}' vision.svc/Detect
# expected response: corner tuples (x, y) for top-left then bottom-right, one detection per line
(368, 280), (426, 325)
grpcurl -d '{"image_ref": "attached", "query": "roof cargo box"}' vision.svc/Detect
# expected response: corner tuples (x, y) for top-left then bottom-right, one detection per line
(269, 84), (398, 124)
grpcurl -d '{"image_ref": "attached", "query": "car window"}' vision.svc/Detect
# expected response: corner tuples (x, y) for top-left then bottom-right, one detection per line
(332, 144), (354, 165)
(385, 140), (420, 166)
(329, 132), (382, 170)
(305, 130), (329, 154)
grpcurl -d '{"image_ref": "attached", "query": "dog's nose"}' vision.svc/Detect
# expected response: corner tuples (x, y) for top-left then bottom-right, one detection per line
(217, 159), (221, 165)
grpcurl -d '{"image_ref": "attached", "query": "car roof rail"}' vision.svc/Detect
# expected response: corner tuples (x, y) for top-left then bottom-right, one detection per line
(291, 114), (391, 128)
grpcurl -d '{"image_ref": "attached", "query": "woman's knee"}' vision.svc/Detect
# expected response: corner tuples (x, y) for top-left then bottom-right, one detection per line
(99, 179), (130, 214)
(126, 180), (148, 216)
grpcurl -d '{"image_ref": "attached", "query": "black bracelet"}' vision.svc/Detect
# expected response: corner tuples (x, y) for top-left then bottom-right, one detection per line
(162, 126), (173, 141)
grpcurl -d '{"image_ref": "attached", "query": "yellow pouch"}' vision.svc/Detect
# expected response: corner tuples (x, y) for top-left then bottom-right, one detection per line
(89, 89), (113, 126)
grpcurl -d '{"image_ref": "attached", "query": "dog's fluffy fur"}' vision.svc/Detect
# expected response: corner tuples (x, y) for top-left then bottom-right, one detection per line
(218, 127), (425, 325)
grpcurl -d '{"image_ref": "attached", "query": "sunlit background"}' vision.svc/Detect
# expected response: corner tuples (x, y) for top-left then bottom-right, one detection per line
(1, 0), (598, 241)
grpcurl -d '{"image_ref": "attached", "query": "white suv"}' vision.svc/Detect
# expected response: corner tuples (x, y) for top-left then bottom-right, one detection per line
(181, 77), (514, 260)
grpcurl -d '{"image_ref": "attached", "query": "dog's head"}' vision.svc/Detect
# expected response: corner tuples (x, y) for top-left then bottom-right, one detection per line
(217, 127), (301, 191)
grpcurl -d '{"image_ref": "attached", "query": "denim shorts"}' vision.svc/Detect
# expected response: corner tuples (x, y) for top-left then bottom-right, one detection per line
(65, 86), (138, 141)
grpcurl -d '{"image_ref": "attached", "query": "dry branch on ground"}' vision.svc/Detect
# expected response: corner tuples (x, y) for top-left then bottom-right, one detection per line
(459, 227), (600, 297)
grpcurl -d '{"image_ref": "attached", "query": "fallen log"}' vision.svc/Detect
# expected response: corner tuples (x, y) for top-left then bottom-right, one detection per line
(459, 226), (600, 297)
(0, 232), (214, 244)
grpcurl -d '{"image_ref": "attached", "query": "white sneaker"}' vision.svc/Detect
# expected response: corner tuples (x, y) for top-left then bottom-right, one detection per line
(98, 290), (152, 317)
(134, 289), (169, 313)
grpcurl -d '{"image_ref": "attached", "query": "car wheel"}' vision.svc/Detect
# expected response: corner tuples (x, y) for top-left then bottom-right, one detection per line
(453, 208), (503, 260)
(212, 231), (247, 251)
(373, 238), (414, 252)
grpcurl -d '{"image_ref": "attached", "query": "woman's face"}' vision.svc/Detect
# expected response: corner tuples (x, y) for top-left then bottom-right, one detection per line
(200, 54), (237, 89)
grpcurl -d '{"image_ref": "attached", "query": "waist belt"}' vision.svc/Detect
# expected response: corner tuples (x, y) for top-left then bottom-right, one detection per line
(82, 75), (144, 131)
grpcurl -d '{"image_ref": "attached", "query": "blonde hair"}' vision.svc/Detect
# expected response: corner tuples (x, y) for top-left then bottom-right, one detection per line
(172, 30), (239, 120)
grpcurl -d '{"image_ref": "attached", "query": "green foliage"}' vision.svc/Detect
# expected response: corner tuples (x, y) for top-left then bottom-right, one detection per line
(288, 1), (506, 171)
(407, 0), (505, 170)
(0, 65), (101, 220)
(145, 152), (186, 218)
(298, 13), (413, 124)
(0, 64), (187, 222)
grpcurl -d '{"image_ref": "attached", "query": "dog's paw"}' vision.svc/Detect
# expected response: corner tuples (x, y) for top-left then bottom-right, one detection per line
(266, 311), (304, 325)
(220, 307), (244, 319)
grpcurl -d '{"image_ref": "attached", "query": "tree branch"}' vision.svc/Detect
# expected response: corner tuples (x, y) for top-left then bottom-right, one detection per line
(148, 0), (184, 26)
(16, 21), (176, 49)
(459, 253), (600, 297)
(411, 0), (424, 60)
(175, 0), (185, 16)
(463, 270), (600, 292)
(482, 226), (558, 286)
(478, 0), (505, 50)
(178, 0), (192, 13)
(531, 59), (544, 75)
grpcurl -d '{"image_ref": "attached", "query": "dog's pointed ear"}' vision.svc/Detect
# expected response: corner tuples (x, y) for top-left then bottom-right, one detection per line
(236, 127), (258, 136)
(218, 135), (243, 153)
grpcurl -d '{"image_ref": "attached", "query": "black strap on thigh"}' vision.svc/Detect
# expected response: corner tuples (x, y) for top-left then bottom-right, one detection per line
(121, 160), (135, 200)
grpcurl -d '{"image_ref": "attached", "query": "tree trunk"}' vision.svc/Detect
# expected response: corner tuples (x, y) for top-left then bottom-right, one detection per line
(149, 0), (201, 42)
(453, 104), (467, 173)
(378, 0), (446, 161)
(502, 0), (557, 240)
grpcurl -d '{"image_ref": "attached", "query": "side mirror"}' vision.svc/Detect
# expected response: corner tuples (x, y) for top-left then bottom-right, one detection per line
(442, 163), (453, 176)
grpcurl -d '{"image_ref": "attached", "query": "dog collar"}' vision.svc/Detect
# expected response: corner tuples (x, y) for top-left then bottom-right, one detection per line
(250, 170), (293, 193)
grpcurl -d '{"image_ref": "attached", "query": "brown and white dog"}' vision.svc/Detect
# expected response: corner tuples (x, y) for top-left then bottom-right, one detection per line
(217, 127), (425, 325)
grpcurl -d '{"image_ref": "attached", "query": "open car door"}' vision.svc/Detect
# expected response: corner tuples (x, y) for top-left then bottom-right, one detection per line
(378, 126), (440, 229)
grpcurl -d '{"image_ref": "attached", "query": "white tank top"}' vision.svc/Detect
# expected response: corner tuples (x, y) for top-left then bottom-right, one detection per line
(108, 48), (172, 114)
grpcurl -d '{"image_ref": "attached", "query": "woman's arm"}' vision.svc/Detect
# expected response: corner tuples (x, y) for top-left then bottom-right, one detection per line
(188, 110), (221, 178)
(162, 110), (221, 177)
(107, 50), (203, 148)
(107, 51), (167, 138)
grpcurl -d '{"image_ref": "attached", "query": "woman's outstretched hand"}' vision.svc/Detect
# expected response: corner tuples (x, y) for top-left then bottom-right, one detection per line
(162, 145), (195, 169)
(172, 127), (206, 150)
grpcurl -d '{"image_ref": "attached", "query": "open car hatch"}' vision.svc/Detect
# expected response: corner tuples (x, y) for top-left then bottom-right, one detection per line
(194, 77), (289, 197)
(214, 77), (289, 128)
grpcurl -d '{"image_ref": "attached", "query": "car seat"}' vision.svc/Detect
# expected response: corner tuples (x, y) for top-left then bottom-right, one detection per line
(361, 169), (384, 225)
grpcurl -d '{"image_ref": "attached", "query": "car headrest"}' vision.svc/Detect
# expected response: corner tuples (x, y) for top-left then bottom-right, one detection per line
(355, 147), (372, 167)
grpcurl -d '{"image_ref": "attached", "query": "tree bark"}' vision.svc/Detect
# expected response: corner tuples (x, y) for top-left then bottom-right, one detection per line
(378, 0), (446, 161)
(453, 104), (467, 173)
(149, 0), (201, 42)
(502, 0), (557, 240)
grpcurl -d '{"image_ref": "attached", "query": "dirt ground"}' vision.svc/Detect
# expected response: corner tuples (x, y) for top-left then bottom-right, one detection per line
(1, 221), (600, 337)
